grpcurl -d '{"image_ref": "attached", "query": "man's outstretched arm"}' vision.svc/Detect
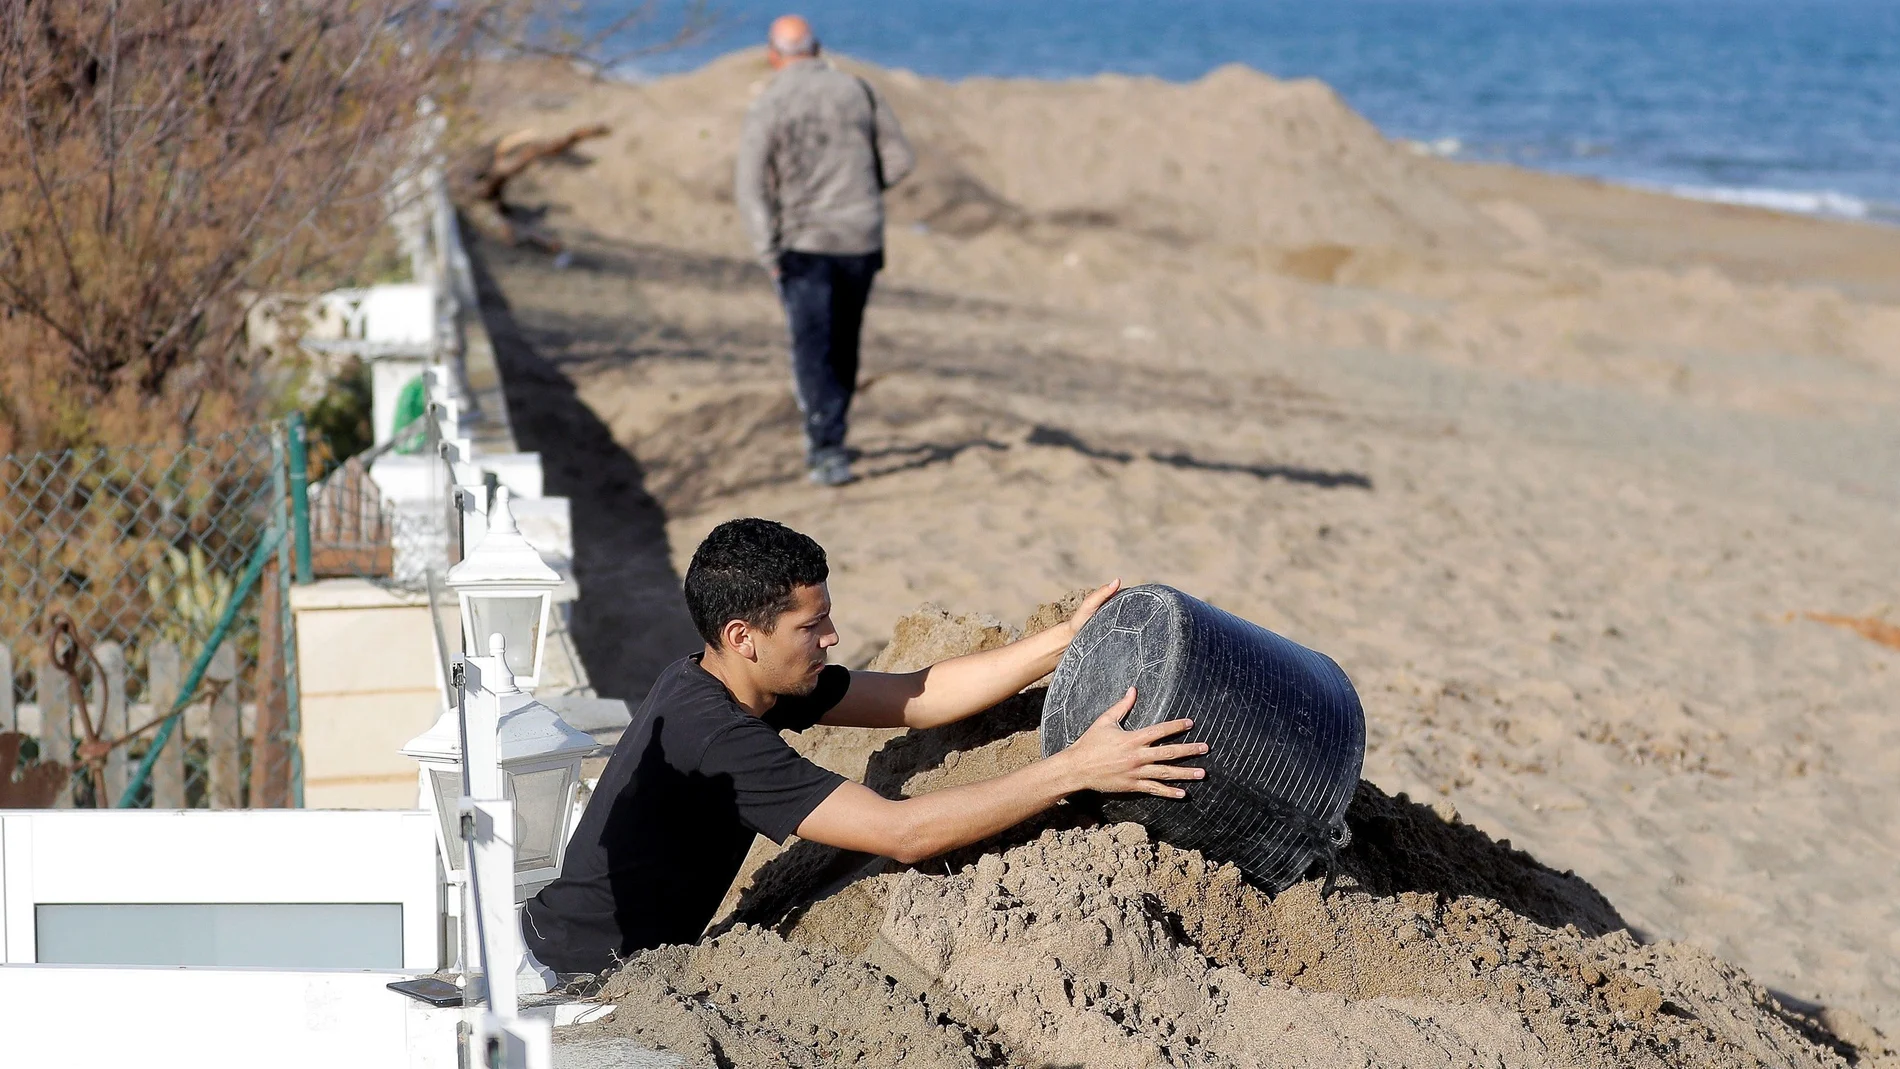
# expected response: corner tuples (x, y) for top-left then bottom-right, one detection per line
(798, 688), (1206, 864)
(821, 581), (1120, 731)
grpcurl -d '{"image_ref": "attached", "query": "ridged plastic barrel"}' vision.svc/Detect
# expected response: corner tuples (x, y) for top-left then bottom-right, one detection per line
(1041, 585), (1365, 892)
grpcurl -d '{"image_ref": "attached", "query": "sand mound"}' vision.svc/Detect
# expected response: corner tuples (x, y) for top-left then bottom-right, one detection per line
(576, 605), (1880, 1068)
(900, 63), (1498, 252)
(561, 50), (1493, 253)
(598, 825), (1850, 1068)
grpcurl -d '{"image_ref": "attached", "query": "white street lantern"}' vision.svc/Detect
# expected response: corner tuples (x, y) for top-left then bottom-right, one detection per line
(399, 698), (475, 881)
(446, 485), (561, 689)
(401, 636), (598, 900)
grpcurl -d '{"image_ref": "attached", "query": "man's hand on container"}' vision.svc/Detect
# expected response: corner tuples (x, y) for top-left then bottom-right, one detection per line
(1059, 579), (1122, 645)
(1055, 687), (1207, 799)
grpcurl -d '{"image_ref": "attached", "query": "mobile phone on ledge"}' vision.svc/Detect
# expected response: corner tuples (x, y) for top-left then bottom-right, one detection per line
(387, 976), (465, 1007)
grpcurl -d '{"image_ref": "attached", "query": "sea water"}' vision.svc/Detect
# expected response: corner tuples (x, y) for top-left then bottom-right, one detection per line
(605, 0), (1900, 224)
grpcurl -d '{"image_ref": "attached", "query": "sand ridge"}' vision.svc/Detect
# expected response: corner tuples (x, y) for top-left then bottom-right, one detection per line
(573, 606), (1887, 1068)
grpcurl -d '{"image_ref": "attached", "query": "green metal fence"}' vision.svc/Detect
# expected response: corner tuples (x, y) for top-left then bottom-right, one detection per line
(0, 423), (304, 808)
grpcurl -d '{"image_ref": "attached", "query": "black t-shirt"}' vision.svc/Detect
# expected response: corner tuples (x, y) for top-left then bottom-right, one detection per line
(521, 655), (849, 974)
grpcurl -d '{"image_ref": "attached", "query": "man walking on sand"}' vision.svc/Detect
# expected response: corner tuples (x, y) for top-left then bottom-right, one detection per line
(736, 15), (915, 487)
(521, 518), (1209, 976)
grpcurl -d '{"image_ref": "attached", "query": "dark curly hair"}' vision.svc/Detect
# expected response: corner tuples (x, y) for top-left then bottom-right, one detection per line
(684, 518), (830, 647)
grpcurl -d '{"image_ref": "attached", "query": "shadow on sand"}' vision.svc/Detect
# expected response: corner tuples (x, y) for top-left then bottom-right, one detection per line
(1026, 424), (1374, 490)
(469, 234), (701, 706)
(848, 437), (1012, 483)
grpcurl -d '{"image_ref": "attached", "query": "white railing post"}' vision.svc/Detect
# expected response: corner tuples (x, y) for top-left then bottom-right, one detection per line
(451, 639), (555, 1067)
(464, 796), (523, 1013)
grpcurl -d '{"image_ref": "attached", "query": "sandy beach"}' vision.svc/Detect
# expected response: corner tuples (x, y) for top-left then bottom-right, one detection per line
(469, 52), (1900, 1058)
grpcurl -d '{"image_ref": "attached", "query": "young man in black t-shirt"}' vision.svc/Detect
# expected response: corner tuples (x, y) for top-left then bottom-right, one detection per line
(521, 518), (1209, 976)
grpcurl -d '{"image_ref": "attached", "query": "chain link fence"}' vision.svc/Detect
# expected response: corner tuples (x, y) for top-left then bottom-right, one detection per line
(0, 424), (301, 808)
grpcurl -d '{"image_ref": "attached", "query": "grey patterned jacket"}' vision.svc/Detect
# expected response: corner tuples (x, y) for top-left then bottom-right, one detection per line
(735, 60), (915, 268)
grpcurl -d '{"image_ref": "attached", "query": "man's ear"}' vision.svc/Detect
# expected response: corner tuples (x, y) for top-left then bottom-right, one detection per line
(720, 618), (757, 660)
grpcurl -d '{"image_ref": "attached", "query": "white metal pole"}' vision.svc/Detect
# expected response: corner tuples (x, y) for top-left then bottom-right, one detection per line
(453, 658), (480, 1004)
(462, 648), (503, 802)
(469, 797), (523, 1021)
(454, 640), (549, 1066)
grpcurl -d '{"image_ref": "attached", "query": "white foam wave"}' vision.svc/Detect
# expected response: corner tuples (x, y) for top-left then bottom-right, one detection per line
(1647, 183), (1873, 220)
(1401, 136), (1462, 159)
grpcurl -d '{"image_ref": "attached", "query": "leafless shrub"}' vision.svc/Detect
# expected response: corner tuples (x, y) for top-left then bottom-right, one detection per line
(473, 0), (719, 77)
(0, 0), (483, 451)
(0, 0), (715, 454)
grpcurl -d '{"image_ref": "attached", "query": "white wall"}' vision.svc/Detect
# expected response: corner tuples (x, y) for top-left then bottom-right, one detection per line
(0, 809), (460, 1066)
(291, 580), (446, 809)
(1, 809), (439, 968)
(0, 966), (462, 1068)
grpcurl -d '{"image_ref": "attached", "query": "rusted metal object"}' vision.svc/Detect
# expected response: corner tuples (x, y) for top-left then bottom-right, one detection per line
(46, 611), (202, 806)
(309, 456), (395, 578)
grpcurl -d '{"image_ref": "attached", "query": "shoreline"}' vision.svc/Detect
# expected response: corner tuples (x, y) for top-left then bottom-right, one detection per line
(1416, 150), (1899, 230)
(1424, 156), (1900, 304)
(1428, 152), (1900, 303)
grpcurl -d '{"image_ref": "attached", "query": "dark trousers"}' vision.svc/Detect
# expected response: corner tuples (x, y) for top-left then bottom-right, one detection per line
(777, 249), (882, 459)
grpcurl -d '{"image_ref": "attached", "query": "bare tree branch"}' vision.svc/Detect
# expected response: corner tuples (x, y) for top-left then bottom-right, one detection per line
(476, 0), (721, 77)
(0, 0), (717, 451)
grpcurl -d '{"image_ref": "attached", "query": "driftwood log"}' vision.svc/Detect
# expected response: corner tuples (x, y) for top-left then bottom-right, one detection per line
(455, 123), (610, 252)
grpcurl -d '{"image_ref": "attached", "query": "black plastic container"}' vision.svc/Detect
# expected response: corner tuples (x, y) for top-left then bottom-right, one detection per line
(1041, 585), (1365, 892)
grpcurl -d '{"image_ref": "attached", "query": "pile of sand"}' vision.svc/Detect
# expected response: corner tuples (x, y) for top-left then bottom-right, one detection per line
(878, 62), (1501, 254)
(571, 605), (1890, 1068)
(522, 51), (1495, 253)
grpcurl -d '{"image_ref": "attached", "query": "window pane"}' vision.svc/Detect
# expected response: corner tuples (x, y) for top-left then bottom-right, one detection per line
(36, 903), (403, 968)
(430, 768), (467, 871)
(466, 595), (542, 678)
(507, 767), (570, 871)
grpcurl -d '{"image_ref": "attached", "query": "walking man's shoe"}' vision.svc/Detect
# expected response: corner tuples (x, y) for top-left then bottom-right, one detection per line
(808, 448), (854, 487)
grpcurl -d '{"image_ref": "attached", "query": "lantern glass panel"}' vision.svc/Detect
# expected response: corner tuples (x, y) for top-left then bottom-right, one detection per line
(429, 768), (466, 871)
(465, 593), (544, 678)
(507, 766), (572, 871)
